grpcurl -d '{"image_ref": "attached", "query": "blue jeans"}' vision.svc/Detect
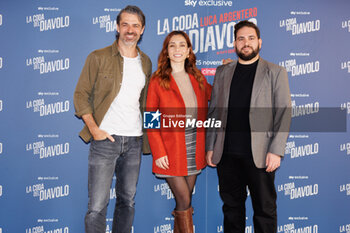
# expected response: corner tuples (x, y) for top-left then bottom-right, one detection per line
(85, 135), (142, 233)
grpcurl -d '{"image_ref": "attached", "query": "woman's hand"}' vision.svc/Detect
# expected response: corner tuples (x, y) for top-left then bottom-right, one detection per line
(222, 58), (234, 65)
(155, 156), (169, 170)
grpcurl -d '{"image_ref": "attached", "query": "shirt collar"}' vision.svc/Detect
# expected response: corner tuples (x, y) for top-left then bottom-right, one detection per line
(112, 40), (142, 57)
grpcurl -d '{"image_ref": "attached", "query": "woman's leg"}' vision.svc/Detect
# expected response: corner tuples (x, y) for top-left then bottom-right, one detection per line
(166, 175), (197, 210)
(166, 175), (197, 233)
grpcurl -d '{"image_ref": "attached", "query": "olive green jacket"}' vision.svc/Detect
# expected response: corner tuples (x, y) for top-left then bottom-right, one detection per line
(74, 41), (152, 154)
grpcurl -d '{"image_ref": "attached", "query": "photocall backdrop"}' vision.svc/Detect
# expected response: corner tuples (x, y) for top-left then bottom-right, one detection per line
(0, 0), (349, 232)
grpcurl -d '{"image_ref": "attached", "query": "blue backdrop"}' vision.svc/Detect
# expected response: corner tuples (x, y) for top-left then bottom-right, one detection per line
(0, 0), (349, 232)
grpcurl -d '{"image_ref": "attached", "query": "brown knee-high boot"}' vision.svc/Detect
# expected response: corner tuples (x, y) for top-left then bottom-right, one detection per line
(172, 207), (194, 233)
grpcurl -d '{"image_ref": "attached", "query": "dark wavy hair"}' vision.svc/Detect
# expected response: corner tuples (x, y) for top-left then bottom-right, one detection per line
(153, 31), (204, 89)
(115, 5), (146, 43)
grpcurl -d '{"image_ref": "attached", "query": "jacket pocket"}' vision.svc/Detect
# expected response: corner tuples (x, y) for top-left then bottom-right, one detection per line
(94, 72), (114, 92)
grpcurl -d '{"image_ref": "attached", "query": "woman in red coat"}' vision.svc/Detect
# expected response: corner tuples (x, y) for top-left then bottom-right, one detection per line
(146, 31), (211, 233)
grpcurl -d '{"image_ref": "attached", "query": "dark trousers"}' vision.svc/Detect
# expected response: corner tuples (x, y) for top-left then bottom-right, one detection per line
(217, 154), (277, 233)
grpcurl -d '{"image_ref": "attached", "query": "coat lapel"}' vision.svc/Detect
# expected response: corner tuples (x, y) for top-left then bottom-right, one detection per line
(223, 61), (237, 106)
(188, 74), (201, 107)
(250, 58), (268, 106)
(169, 74), (186, 107)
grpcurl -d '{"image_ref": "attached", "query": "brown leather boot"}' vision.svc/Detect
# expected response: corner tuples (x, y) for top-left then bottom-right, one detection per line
(172, 210), (179, 233)
(172, 207), (194, 233)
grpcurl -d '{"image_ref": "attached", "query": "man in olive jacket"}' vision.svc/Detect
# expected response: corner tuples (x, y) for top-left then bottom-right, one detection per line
(74, 5), (151, 233)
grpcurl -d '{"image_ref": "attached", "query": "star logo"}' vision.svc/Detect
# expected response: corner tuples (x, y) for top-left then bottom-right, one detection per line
(143, 110), (162, 129)
(150, 110), (161, 122)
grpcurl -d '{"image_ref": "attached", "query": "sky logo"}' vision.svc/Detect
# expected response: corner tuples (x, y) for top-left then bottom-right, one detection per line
(143, 110), (161, 129)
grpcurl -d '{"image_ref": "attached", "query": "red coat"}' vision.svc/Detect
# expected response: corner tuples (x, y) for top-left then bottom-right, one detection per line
(146, 74), (212, 176)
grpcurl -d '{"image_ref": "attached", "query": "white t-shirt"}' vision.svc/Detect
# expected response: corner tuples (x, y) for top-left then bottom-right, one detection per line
(99, 54), (145, 136)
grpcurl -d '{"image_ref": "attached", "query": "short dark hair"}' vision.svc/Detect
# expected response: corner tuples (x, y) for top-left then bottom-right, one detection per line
(234, 20), (260, 40)
(115, 5), (146, 41)
(117, 5), (145, 27)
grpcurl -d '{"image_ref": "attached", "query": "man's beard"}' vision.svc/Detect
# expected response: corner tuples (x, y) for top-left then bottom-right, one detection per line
(236, 46), (260, 61)
(120, 32), (139, 46)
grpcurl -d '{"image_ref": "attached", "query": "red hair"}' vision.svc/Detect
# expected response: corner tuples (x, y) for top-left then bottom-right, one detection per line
(153, 31), (204, 89)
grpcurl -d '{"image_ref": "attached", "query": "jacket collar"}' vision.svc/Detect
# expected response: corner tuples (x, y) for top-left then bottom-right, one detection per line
(250, 58), (268, 103)
(169, 73), (201, 107)
(222, 58), (268, 105)
(111, 40), (143, 58)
